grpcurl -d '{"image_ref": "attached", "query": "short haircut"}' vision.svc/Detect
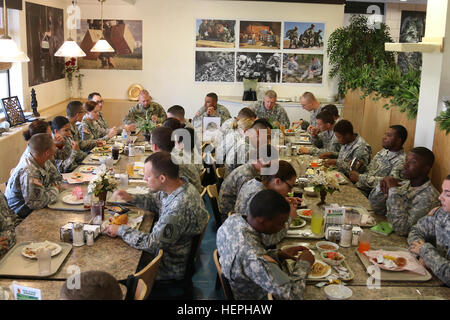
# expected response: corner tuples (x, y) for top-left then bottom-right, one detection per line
(333, 119), (354, 136)
(410, 147), (435, 167)
(249, 189), (290, 219)
(139, 89), (150, 97)
(66, 101), (83, 118)
(50, 116), (70, 132)
(60, 271), (123, 300)
(322, 104), (339, 118)
(28, 133), (53, 154)
(162, 117), (182, 131)
(263, 160), (297, 183)
(145, 151), (179, 179)
(301, 91), (316, 102)
(316, 110), (335, 125)
(167, 105), (185, 118)
(252, 118), (273, 130)
(206, 92), (218, 102)
(174, 127), (195, 151)
(88, 92), (101, 100)
(264, 90), (277, 99)
(23, 120), (50, 141)
(237, 107), (256, 119)
(151, 126), (175, 152)
(446, 174), (450, 180)
(390, 125), (408, 146)
(84, 100), (98, 112)
(233, 117), (254, 131)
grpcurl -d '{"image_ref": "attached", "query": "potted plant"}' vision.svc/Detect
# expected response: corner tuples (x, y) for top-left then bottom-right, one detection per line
(137, 109), (157, 142)
(88, 164), (118, 202)
(309, 169), (340, 206)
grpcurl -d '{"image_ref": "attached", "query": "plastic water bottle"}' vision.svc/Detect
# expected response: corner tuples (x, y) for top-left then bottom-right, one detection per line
(121, 129), (128, 143)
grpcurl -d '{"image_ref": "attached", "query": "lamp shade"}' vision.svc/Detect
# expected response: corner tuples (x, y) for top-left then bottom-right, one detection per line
(90, 38), (114, 52)
(55, 38), (86, 57)
(0, 37), (30, 62)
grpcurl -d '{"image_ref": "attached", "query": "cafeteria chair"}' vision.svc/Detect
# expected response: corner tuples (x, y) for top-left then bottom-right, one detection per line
(206, 184), (223, 229)
(267, 293), (274, 300)
(215, 167), (225, 193)
(134, 279), (148, 300)
(0, 183), (6, 194)
(200, 168), (206, 185)
(213, 249), (234, 300)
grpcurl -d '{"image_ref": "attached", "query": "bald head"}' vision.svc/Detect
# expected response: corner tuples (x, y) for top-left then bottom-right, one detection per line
(138, 90), (151, 108)
(28, 133), (54, 155)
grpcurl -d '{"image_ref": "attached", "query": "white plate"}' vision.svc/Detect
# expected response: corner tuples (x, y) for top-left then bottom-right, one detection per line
(316, 241), (339, 252)
(62, 194), (84, 205)
(290, 217), (306, 229)
(324, 284), (353, 300)
(308, 260), (332, 279)
(21, 241), (62, 259)
(297, 208), (313, 220)
(126, 187), (149, 195)
(80, 166), (96, 173)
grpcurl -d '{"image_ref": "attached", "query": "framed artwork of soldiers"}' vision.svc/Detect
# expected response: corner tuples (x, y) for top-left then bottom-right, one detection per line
(282, 53), (323, 84)
(283, 22), (325, 50)
(196, 19), (236, 48)
(1, 96), (26, 127)
(239, 21), (282, 50)
(236, 52), (281, 83)
(76, 19), (143, 70)
(26, 2), (65, 86)
(398, 11), (426, 74)
(195, 51), (235, 82)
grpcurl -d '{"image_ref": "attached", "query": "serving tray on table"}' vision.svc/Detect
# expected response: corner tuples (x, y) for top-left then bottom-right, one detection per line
(0, 242), (72, 278)
(82, 154), (120, 165)
(284, 257), (355, 283)
(285, 224), (325, 239)
(47, 190), (88, 212)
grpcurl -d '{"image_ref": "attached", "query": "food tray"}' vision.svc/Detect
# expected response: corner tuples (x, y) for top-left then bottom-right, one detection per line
(284, 257), (355, 283)
(290, 137), (312, 145)
(0, 242), (72, 278)
(47, 190), (88, 212)
(356, 246), (432, 282)
(82, 154), (120, 165)
(104, 210), (144, 231)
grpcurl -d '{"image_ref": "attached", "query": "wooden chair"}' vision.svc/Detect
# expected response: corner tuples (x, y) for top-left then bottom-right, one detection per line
(213, 249), (234, 300)
(227, 211), (234, 218)
(215, 167), (225, 193)
(206, 184), (223, 229)
(0, 183), (6, 194)
(133, 249), (163, 300)
(200, 168), (206, 185)
(134, 279), (148, 300)
(267, 293), (274, 300)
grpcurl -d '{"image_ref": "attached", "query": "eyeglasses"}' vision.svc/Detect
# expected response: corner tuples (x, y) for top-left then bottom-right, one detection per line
(283, 180), (294, 191)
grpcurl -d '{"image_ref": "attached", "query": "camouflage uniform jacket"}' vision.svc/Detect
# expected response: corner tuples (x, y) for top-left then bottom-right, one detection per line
(369, 180), (440, 236)
(192, 104), (231, 127)
(336, 134), (372, 177)
(0, 191), (20, 259)
(97, 112), (108, 131)
(123, 102), (167, 125)
(234, 178), (291, 248)
(217, 214), (311, 300)
(220, 118), (237, 135)
(407, 207), (450, 286)
(218, 163), (260, 222)
(309, 105), (324, 128)
(70, 122), (97, 152)
(310, 129), (341, 156)
(78, 115), (109, 141)
(223, 137), (254, 178)
(215, 129), (244, 165)
(170, 154), (203, 194)
(5, 150), (61, 218)
(356, 148), (406, 196)
(55, 137), (88, 173)
(252, 101), (290, 129)
(118, 180), (209, 280)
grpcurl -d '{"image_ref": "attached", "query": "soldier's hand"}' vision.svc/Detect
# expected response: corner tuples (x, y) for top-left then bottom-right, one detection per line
(278, 246), (308, 261)
(306, 125), (314, 134)
(383, 176), (400, 192)
(124, 124), (136, 132)
(0, 236), (8, 250)
(298, 248), (315, 265)
(71, 140), (79, 151)
(107, 127), (117, 139)
(310, 127), (319, 137)
(103, 224), (120, 238)
(112, 190), (133, 203)
(324, 159), (337, 167)
(349, 170), (359, 183)
(151, 115), (158, 123)
(409, 240), (425, 255)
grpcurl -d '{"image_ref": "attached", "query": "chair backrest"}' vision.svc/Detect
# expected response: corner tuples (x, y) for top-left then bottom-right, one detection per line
(213, 249), (234, 300)
(215, 167), (225, 192)
(206, 184), (223, 228)
(227, 211), (234, 218)
(200, 168), (207, 184)
(133, 249), (163, 300)
(0, 183), (6, 194)
(134, 278), (148, 300)
(267, 293), (274, 300)
(200, 187), (207, 198)
(184, 214), (210, 280)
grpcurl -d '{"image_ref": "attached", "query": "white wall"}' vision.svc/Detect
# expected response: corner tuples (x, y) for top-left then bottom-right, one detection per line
(74, 0), (344, 118)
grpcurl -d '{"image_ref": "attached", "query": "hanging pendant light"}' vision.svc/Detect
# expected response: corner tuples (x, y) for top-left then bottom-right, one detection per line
(0, 0), (30, 62)
(91, 0), (114, 53)
(55, 1), (86, 57)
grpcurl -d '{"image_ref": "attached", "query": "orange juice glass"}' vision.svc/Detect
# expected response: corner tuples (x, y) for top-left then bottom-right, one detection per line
(126, 163), (134, 177)
(311, 162), (319, 168)
(358, 241), (370, 253)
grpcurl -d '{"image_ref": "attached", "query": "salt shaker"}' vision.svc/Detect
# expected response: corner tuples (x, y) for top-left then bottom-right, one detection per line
(72, 223), (85, 247)
(339, 224), (352, 248)
(86, 231), (94, 246)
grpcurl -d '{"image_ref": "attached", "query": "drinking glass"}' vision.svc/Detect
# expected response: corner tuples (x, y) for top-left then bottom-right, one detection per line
(83, 193), (92, 223)
(126, 162), (134, 177)
(358, 230), (371, 253)
(119, 173), (129, 187)
(311, 211), (324, 235)
(112, 145), (120, 160)
(91, 201), (104, 225)
(37, 248), (52, 276)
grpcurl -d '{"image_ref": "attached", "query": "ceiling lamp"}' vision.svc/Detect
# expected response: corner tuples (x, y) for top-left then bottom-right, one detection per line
(91, 0), (114, 53)
(0, 0), (30, 62)
(55, 2), (86, 57)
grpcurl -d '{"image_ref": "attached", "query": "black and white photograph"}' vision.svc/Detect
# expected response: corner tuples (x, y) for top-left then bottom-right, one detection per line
(26, 2), (65, 86)
(239, 21), (281, 50)
(398, 11), (426, 73)
(195, 51), (235, 82)
(283, 22), (325, 50)
(195, 19), (236, 48)
(282, 53), (323, 84)
(236, 52), (281, 83)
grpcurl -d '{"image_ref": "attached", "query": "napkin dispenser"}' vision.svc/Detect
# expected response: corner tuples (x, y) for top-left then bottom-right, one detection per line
(60, 223), (100, 243)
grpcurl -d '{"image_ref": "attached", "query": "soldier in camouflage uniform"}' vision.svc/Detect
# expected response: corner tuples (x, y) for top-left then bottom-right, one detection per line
(369, 147), (440, 236)
(103, 152), (209, 281)
(408, 176), (450, 286)
(66, 101), (99, 152)
(349, 125), (407, 196)
(324, 120), (372, 177)
(252, 90), (290, 129)
(79, 101), (117, 142)
(293, 92), (324, 130)
(0, 191), (20, 259)
(123, 90), (167, 127)
(192, 92), (231, 128)
(5, 134), (61, 218)
(217, 190), (314, 300)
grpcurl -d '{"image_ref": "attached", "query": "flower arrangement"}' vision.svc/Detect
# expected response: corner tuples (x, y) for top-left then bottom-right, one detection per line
(64, 57), (79, 82)
(309, 169), (340, 201)
(88, 164), (118, 197)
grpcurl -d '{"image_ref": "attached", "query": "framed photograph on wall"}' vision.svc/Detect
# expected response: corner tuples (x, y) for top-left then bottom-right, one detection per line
(236, 52), (281, 83)
(195, 51), (235, 82)
(282, 53), (323, 84)
(283, 22), (325, 50)
(195, 19), (236, 48)
(398, 11), (426, 73)
(239, 21), (282, 50)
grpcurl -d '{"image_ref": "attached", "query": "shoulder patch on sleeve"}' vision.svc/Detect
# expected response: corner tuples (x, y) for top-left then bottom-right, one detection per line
(163, 224), (174, 239)
(33, 178), (43, 187)
(428, 206), (440, 216)
(263, 254), (278, 265)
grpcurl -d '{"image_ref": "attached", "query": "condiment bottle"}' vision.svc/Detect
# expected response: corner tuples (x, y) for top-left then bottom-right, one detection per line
(72, 223), (85, 247)
(339, 224), (352, 248)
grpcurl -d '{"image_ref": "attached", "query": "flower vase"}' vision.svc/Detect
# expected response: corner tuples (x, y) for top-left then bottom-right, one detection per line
(67, 76), (73, 98)
(98, 191), (108, 203)
(317, 190), (327, 206)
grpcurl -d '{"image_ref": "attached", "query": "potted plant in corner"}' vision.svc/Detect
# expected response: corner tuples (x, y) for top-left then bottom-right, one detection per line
(137, 109), (157, 142)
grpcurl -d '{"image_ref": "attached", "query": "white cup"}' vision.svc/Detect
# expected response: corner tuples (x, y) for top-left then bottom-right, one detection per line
(37, 248), (52, 276)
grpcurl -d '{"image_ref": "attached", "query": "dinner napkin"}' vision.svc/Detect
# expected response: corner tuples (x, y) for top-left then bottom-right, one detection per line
(364, 249), (427, 275)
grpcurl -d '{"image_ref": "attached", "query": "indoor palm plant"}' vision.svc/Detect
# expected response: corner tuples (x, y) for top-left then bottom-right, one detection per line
(137, 109), (157, 141)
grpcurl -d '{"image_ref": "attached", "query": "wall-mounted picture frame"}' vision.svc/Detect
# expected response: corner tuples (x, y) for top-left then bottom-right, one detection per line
(1, 96), (27, 127)
(283, 22), (325, 50)
(239, 21), (282, 50)
(282, 53), (323, 84)
(195, 51), (235, 82)
(236, 52), (281, 83)
(195, 19), (236, 48)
